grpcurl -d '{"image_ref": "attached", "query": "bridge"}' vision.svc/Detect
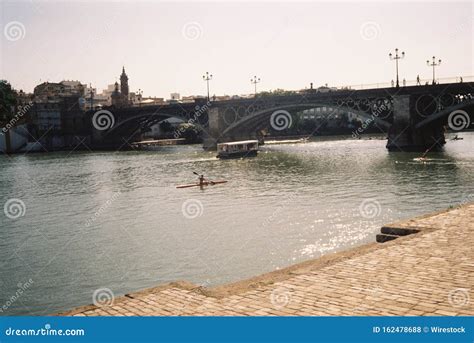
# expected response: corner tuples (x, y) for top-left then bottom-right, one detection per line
(89, 80), (474, 152)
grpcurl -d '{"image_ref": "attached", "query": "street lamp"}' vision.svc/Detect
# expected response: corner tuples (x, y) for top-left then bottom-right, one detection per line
(88, 83), (94, 110)
(137, 88), (143, 106)
(389, 48), (405, 88)
(202, 72), (213, 101)
(427, 56), (441, 85)
(250, 76), (261, 96)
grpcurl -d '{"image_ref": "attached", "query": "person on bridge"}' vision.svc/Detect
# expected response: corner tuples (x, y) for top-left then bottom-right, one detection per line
(416, 75), (421, 86)
(391, 80), (394, 87)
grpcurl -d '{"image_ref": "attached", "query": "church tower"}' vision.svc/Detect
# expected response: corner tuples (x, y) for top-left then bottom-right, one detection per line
(120, 66), (129, 98)
(111, 81), (121, 107)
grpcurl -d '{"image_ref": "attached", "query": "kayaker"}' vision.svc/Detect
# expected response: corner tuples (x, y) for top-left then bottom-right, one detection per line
(198, 174), (206, 186)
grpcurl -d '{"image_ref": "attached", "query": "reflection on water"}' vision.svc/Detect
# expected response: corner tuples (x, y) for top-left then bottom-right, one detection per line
(0, 132), (473, 315)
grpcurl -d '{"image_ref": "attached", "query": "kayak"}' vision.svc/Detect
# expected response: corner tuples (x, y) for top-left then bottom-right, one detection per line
(176, 180), (228, 189)
(413, 157), (428, 162)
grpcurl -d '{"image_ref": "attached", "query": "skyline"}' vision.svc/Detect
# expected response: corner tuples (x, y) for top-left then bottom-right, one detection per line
(1, 1), (473, 98)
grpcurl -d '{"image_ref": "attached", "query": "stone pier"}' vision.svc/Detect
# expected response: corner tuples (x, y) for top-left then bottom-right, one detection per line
(203, 107), (258, 150)
(59, 203), (473, 316)
(386, 95), (446, 152)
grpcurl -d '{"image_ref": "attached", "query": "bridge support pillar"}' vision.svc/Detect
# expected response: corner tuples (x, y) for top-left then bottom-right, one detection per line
(386, 95), (445, 152)
(202, 107), (258, 150)
(202, 107), (221, 150)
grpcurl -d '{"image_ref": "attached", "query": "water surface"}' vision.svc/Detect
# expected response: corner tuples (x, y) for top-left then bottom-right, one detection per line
(0, 133), (473, 315)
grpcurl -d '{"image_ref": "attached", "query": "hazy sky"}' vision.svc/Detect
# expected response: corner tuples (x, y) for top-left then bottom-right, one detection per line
(1, 1), (472, 98)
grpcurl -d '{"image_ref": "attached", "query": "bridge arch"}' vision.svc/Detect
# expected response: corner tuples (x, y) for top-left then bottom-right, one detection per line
(221, 103), (392, 137)
(102, 111), (208, 140)
(414, 98), (474, 129)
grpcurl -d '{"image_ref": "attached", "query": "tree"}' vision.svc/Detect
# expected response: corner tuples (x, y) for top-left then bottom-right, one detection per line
(177, 123), (202, 143)
(257, 89), (298, 97)
(0, 80), (17, 124)
(159, 120), (173, 133)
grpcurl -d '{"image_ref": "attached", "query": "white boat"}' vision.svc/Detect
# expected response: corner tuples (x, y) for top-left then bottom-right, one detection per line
(217, 140), (259, 159)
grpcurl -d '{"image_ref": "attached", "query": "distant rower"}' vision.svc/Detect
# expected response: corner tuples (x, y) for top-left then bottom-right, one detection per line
(198, 174), (206, 186)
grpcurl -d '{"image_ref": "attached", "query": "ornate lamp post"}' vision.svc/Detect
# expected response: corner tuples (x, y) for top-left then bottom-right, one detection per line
(137, 89), (143, 107)
(88, 83), (94, 110)
(250, 76), (261, 96)
(202, 72), (213, 101)
(389, 48), (405, 88)
(427, 56), (441, 85)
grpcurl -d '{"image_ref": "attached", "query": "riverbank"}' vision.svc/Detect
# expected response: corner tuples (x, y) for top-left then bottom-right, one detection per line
(59, 202), (473, 316)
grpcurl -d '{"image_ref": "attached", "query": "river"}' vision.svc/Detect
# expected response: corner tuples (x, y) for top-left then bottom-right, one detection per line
(0, 132), (473, 315)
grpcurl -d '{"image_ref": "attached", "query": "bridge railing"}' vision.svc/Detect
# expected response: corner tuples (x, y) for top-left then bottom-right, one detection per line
(337, 76), (473, 91)
(127, 76), (474, 108)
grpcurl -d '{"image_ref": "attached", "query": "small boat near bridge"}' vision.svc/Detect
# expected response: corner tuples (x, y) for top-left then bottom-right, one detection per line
(216, 140), (259, 159)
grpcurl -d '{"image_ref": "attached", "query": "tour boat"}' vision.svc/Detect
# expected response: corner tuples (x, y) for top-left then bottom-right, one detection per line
(216, 140), (259, 159)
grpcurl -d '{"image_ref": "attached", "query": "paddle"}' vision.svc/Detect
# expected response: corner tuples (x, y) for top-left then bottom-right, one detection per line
(421, 148), (430, 159)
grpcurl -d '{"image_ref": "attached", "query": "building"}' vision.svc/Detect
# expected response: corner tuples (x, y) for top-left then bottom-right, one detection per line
(28, 78), (91, 150)
(143, 117), (184, 139)
(81, 93), (110, 111)
(93, 84), (117, 107)
(170, 93), (180, 101)
(111, 67), (130, 107)
(34, 100), (62, 131)
(33, 80), (85, 134)
(32, 96), (86, 133)
(60, 80), (86, 96)
(181, 95), (207, 103)
(135, 97), (165, 106)
(215, 95), (231, 101)
(34, 80), (85, 100)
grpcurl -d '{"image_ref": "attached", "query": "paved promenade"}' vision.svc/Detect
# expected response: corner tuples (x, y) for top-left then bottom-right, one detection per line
(61, 203), (473, 316)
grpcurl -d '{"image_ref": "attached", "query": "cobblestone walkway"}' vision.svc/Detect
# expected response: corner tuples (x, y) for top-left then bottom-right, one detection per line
(61, 204), (473, 316)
